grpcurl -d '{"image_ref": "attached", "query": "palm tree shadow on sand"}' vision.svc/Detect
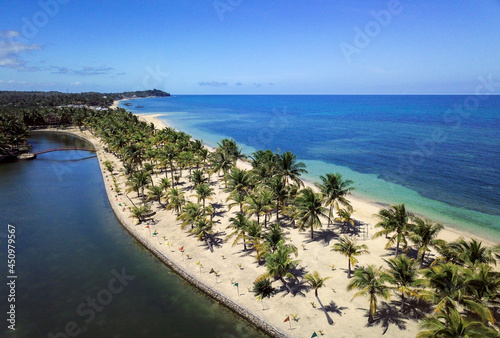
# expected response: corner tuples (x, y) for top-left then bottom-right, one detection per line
(303, 229), (339, 246)
(324, 300), (349, 316)
(364, 302), (407, 335)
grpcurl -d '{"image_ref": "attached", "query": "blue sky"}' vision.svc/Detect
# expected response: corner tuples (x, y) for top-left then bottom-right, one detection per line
(0, 0), (499, 94)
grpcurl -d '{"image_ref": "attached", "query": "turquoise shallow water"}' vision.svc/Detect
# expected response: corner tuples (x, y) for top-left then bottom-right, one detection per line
(0, 132), (266, 337)
(121, 95), (500, 240)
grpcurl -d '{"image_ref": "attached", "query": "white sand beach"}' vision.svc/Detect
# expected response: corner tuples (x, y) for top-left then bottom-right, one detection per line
(56, 113), (498, 338)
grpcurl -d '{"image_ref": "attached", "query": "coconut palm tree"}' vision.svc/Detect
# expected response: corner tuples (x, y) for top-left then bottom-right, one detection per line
(447, 238), (497, 267)
(244, 192), (266, 226)
(191, 218), (214, 252)
(421, 262), (494, 324)
(334, 208), (356, 233)
(225, 167), (253, 213)
(315, 173), (354, 225)
(226, 212), (251, 251)
(384, 255), (423, 312)
(465, 262), (500, 306)
(256, 244), (300, 294)
(417, 308), (498, 338)
(178, 202), (203, 230)
(126, 170), (151, 202)
(295, 187), (328, 239)
(159, 177), (171, 193)
(305, 271), (333, 325)
(332, 236), (370, 279)
(252, 278), (275, 310)
(194, 183), (214, 209)
(189, 169), (208, 188)
(146, 185), (165, 206)
(165, 187), (186, 216)
(277, 151), (307, 186)
(347, 265), (391, 323)
(373, 204), (413, 257)
(160, 144), (177, 185)
(266, 175), (288, 222)
(129, 204), (152, 224)
(255, 223), (297, 261)
(408, 217), (444, 266)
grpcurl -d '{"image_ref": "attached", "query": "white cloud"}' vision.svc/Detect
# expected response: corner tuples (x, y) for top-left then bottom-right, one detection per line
(0, 30), (41, 71)
(198, 81), (228, 87)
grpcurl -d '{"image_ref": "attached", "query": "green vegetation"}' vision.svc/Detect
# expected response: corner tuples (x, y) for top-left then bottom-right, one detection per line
(4, 92), (497, 335)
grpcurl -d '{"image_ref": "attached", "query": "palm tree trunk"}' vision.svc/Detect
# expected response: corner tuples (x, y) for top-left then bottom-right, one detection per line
(280, 277), (294, 294)
(311, 225), (314, 239)
(348, 259), (351, 279)
(401, 294), (405, 313)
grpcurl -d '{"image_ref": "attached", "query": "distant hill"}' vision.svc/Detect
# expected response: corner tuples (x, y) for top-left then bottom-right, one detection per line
(0, 89), (170, 110)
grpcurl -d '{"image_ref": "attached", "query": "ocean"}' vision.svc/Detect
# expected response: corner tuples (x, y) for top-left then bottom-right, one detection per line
(120, 95), (500, 240)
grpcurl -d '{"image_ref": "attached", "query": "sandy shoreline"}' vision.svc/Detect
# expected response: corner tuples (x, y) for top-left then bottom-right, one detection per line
(38, 109), (497, 337)
(140, 113), (498, 248)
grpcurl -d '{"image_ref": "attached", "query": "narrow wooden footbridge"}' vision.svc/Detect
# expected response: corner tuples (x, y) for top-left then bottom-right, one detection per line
(34, 147), (96, 155)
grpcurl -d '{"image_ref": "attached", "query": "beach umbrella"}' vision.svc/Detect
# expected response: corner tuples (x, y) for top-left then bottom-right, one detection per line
(233, 282), (239, 296)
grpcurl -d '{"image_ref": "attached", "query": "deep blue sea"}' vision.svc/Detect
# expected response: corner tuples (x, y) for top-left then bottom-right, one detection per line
(120, 95), (500, 240)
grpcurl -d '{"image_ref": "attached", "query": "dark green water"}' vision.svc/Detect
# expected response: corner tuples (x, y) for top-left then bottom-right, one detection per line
(0, 132), (266, 338)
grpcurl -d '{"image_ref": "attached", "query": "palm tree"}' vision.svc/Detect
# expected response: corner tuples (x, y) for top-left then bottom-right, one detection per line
(244, 192), (266, 226)
(178, 202), (203, 230)
(466, 262), (500, 306)
(417, 308), (498, 338)
(159, 177), (171, 193)
(252, 278), (275, 310)
(146, 185), (165, 206)
(347, 265), (391, 323)
(447, 238), (497, 267)
(226, 212), (251, 251)
(315, 173), (354, 225)
(126, 170), (151, 202)
(421, 262), (494, 324)
(332, 236), (370, 279)
(305, 271), (333, 325)
(225, 167), (253, 213)
(256, 244), (300, 294)
(295, 187), (328, 239)
(373, 204), (413, 257)
(409, 217), (444, 266)
(385, 255), (423, 312)
(266, 175), (288, 222)
(255, 223), (297, 261)
(143, 162), (155, 186)
(191, 218), (214, 252)
(334, 208), (356, 233)
(277, 151), (307, 186)
(165, 188), (186, 216)
(160, 144), (177, 185)
(129, 204), (152, 224)
(194, 183), (214, 209)
(189, 169), (208, 188)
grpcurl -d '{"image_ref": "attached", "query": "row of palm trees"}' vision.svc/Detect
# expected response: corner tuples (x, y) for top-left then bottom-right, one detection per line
(80, 108), (498, 336)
